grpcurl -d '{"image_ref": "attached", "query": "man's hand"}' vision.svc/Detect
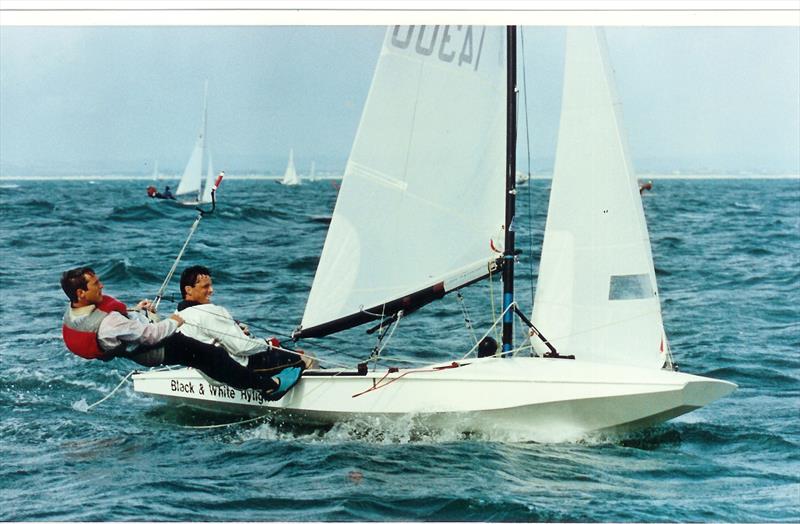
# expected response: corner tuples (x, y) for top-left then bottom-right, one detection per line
(169, 313), (185, 327)
(135, 299), (156, 312)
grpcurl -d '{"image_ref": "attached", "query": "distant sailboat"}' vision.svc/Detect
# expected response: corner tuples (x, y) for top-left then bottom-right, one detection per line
(280, 148), (301, 186)
(151, 160), (160, 181)
(175, 81), (218, 205)
(133, 26), (734, 438)
(308, 160), (317, 181)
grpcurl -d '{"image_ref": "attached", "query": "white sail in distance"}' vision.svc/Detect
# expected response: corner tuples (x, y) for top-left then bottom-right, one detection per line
(299, 25), (507, 338)
(281, 148), (300, 185)
(200, 154), (215, 203)
(532, 28), (667, 369)
(176, 81), (209, 198)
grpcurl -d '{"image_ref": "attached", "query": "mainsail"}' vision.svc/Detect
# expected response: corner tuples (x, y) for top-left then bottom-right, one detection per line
(176, 81), (213, 202)
(297, 26), (507, 339)
(281, 149), (300, 185)
(532, 28), (667, 369)
(200, 154), (216, 204)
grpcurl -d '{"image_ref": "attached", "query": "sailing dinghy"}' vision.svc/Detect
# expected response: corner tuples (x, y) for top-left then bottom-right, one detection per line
(280, 148), (301, 185)
(175, 81), (218, 206)
(133, 26), (734, 438)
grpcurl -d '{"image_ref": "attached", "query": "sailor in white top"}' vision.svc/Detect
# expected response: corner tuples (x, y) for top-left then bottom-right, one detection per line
(175, 265), (308, 395)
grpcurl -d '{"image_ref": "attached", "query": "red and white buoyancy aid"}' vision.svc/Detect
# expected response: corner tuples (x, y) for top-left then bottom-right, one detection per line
(61, 295), (128, 359)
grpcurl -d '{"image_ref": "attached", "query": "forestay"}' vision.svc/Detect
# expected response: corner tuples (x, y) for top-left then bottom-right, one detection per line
(298, 26), (507, 339)
(532, 28), (667, 369)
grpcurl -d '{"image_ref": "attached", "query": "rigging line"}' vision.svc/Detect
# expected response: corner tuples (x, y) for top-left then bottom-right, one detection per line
(170, 306), (366, 366)
(177, 319), (325, 364)
(152, 174), (223, 312)
(368, 311), (403, 370)
(359, 306), (386, 318)
(176, 319), (370, 370)
(351, 362), (461, 399)
(155, 297), (291, 340)
(461, 301), (516, 360)
(524, 306), (664, 346)
(154, 301), (396, 366)
(153, 216), (202, 312)
(83, 371), (135, 411)
(488, 269), (500, 342)
(455, 291), (479, 346)
(515, 314), (538, 357)
(181, 413), (271, 430)
(366, 354), (443, 367)
(520, 27), (536, 311)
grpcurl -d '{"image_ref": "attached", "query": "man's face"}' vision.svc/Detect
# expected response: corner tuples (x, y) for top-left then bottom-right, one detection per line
(77, 272), (103, 305)
(184, 274), (213, 304)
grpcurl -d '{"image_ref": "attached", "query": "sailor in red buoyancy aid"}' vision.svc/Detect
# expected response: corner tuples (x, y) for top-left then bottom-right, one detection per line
(60, 266), (184, 362)
(59, 266), (293, 399)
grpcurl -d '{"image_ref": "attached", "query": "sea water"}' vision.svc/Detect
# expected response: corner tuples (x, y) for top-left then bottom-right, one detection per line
(0, 177), (798, 522)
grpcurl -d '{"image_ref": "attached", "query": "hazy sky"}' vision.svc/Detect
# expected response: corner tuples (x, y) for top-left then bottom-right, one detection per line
(1, 24), (798, 175)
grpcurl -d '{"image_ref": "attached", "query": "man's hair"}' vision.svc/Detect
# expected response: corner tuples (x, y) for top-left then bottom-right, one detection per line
(60, 266), (95, 303)
(180, 265), (211, 299)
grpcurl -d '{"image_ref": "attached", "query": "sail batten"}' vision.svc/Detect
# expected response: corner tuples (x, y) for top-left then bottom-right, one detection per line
(300, 26), (507, 338)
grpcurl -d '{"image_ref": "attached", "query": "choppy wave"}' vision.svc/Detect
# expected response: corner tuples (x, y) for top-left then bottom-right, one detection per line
(0, 178), (798, 522)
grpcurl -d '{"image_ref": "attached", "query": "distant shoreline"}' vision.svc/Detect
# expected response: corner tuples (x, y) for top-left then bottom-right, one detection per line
(0, 175), (344, 182)
(1, 173), (797, 181)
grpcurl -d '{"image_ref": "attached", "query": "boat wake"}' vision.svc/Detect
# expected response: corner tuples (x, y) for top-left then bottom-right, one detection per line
(227, 412), (688, 446)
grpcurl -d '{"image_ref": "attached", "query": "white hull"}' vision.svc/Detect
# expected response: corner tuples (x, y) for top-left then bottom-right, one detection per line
(133, 357), (734, 438)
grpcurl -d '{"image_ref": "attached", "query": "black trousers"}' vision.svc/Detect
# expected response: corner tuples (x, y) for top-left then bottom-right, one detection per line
(161, 333), (281, 393)
(246, 344), (304, 373)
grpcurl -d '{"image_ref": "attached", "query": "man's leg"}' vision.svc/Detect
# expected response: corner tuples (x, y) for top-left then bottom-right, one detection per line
(246, 345), (305, 373)
(162, 333), (278, 393)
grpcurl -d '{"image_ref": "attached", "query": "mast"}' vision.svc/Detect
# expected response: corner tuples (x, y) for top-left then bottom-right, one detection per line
(502, 26), (517, 356)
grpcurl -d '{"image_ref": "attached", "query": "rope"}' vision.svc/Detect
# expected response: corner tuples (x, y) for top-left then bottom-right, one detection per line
(152, 174), (222, 312)
(171, 317), (370, 370)
(456, 291), (478, 346)
(488, 270), (500, 342)
(526, 303), (664, 346)
(82, 370), (135, 411)
(179, 413), (272, 430)
(351, 361), (460, 398)
(367, 311), (402, 371)
(176, 318), (338, 368)
(460, 301), (516, 360)
(82, 366), (275, 430)
(153, 216), (203, 312)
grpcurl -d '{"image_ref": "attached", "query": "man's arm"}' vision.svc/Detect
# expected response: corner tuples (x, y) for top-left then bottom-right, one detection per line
(179, 305), (265, 357)
(97, 311), (182, 351)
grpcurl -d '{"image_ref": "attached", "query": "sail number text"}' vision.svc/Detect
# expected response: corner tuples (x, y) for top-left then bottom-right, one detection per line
(390, 25), (487, 71)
